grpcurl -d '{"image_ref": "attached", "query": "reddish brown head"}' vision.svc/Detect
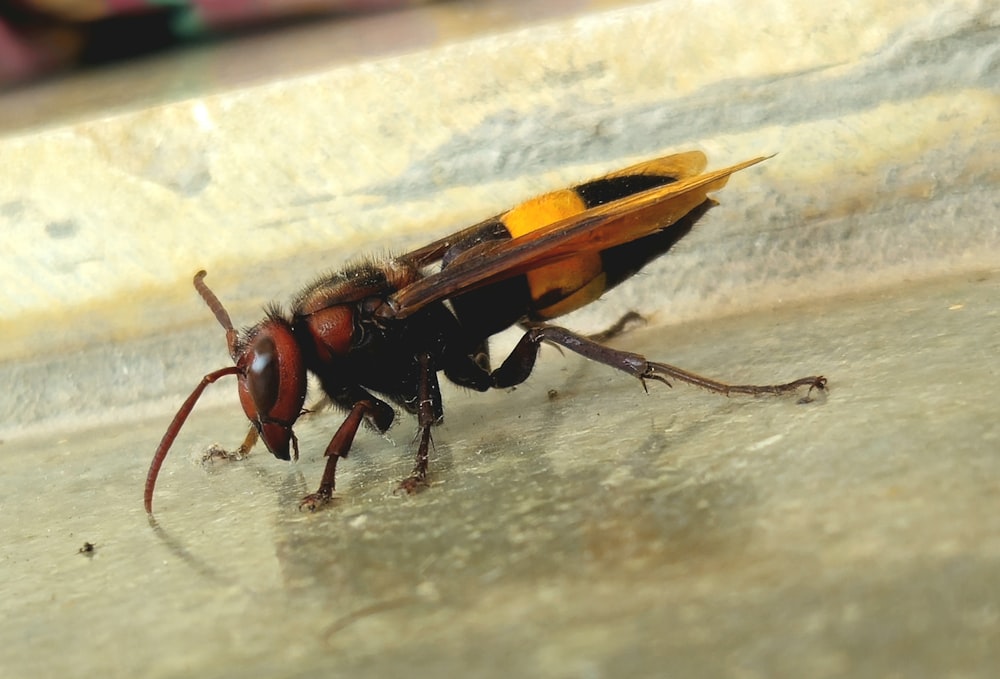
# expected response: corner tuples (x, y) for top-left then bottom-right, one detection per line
(144, 271), (307, 514)
(234, 315), (307, 461)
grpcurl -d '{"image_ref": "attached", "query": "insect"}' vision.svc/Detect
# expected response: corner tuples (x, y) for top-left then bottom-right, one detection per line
(143, 151), (826, 514)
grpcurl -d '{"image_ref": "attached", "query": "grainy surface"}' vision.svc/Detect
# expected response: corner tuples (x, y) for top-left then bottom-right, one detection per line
(1, 0), (999, 676)
(3, 271), (999, 678)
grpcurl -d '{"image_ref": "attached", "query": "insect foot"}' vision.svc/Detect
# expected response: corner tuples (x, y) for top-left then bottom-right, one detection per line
(394, 474), (430, 495)
(298, 491), (333, 512)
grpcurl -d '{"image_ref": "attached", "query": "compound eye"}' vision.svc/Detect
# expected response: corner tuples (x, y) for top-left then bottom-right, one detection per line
(248, 336), (280, 416)
(236, 321), (306, 461)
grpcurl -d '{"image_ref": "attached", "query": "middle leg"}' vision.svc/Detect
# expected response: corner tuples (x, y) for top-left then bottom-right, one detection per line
(397, 352), (442, 494)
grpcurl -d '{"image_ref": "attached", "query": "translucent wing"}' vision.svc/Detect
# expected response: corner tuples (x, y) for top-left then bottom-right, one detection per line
(387, 154), (769, 320)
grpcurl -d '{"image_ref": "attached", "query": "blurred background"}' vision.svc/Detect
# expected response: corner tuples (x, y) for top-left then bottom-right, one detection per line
(2, 0), (431, 87)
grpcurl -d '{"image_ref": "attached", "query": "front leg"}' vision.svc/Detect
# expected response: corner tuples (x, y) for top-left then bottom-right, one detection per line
(201, 425), (259, 463)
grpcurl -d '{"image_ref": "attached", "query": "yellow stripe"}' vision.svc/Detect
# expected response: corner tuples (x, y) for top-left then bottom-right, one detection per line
(502, 189), (587, 238)
(501, 189), (605, 320)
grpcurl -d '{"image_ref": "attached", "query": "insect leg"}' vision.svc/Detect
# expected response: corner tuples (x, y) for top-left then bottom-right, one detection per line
(299, 396), (391, 511)
(585, 311), (646, 342)
(494, 324), (826, 397)
(519, 311), (645, 345)
(441, 347), (493, 391)
(201, 424), (260, 463)
(398, 353), (441, 493)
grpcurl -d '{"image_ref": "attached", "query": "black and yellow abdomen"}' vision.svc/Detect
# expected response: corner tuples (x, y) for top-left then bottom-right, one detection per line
(501, 188), (606, 319)
(445, 152), (714, 338)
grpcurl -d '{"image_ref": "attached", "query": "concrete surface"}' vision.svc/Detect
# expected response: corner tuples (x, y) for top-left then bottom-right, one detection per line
(3, 271), (999, 678)
(1, 0), (999, 677)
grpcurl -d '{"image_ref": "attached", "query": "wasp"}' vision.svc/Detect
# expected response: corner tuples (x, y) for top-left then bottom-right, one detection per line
(143, 151), (826, 513)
